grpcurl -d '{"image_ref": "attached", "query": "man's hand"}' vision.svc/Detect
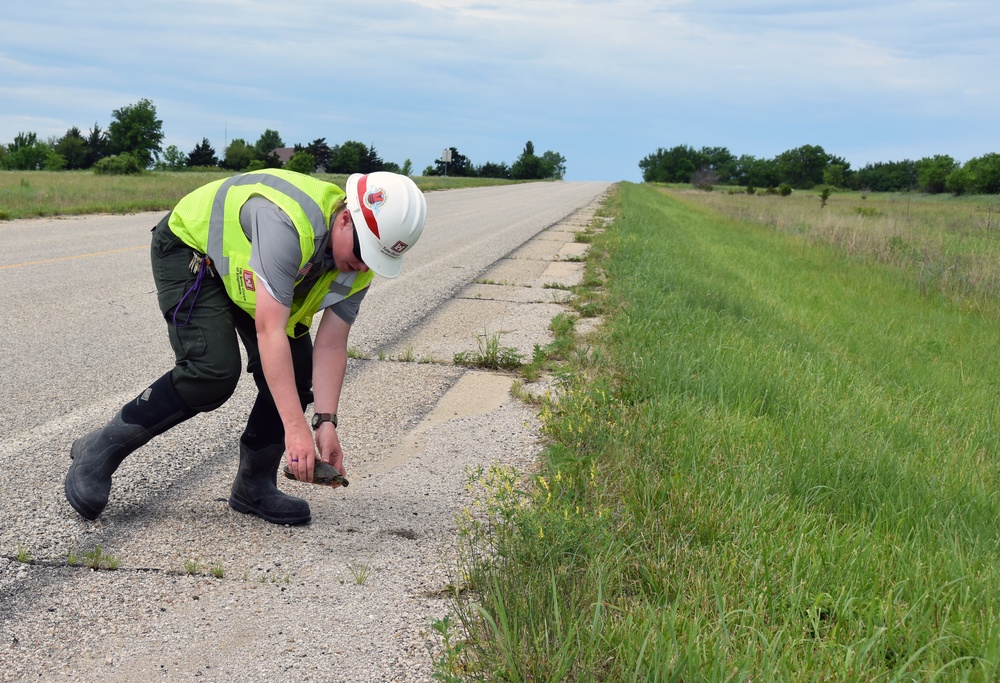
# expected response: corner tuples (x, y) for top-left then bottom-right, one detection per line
(285, 420), (317, 483)
(315, 422), (346, 486)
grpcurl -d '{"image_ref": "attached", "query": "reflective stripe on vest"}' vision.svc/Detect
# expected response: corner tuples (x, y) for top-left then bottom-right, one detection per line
(207, 171), (329, 277)
(167, 170), (373, 337)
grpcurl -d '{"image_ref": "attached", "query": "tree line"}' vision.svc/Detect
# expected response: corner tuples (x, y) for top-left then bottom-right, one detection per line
(0, 98), (566, 180)
(640, 144), (1000, 195)
(422, 142), (566, 180)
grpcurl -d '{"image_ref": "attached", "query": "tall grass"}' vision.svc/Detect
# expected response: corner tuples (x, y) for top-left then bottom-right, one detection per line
(674, 187), (1000, 304)
(0, 170), (515, 220)
(450, 183), (1000, 681)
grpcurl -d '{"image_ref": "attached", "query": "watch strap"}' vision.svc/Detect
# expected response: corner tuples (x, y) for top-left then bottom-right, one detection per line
(311, 412), (338, 429)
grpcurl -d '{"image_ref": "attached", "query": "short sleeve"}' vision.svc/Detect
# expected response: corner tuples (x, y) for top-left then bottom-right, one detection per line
(324, 286), (368, 325)
(241, 197), (303, 307)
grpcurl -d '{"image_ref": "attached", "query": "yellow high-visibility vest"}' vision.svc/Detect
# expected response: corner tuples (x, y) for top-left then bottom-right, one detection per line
(168, 169), (373, 337)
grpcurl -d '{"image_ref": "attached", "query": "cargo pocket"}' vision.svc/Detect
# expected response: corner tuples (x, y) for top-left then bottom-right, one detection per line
(162, 289), (208, 362)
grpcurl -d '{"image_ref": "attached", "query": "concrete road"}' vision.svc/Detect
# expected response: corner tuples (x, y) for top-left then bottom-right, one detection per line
(0, 181), (609, 682)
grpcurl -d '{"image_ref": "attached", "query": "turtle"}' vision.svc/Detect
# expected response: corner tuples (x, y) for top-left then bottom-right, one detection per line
(282, 460), (349, 488)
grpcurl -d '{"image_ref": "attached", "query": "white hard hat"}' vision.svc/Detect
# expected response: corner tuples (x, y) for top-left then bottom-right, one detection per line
(346, 172), (427, 279)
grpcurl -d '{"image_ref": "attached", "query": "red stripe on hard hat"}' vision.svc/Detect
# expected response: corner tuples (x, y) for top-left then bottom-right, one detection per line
(356, 174), (380, 239)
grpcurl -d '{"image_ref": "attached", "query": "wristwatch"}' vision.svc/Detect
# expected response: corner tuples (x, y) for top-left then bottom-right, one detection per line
(311, 413), (338, 429)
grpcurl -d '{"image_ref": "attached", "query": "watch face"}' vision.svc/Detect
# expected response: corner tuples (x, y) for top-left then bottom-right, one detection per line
(312, 413), (336, 428)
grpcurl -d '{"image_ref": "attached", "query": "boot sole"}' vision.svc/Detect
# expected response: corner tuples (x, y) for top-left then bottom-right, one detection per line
(228, 495), (311, 526)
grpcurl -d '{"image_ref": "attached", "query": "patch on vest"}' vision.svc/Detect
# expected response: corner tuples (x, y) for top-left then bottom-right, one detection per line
(243, 269), (256, 292)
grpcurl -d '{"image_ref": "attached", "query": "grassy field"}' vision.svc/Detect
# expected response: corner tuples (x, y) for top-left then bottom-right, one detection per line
(675, 185), (1000, 306)
(446, 183), (1000, 681)
(0, 170), (518, 220)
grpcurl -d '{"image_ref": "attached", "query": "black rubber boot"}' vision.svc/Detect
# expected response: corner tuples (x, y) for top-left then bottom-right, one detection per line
(228, 440), (311, 525)
(65, 373), (194, 520)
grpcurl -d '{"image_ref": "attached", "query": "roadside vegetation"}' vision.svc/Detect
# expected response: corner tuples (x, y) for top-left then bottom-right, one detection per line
(675, 186), (1000, 306)
(445, 182), (1000, 680)
(1, 98), (566, 198)
(639, 143), (1000, 197)
(0, 171), (509, 220)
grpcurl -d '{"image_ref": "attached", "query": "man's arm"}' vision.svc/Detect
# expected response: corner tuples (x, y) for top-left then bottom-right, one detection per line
(311, 307), (352, 478)
(255, 285), (318, 482)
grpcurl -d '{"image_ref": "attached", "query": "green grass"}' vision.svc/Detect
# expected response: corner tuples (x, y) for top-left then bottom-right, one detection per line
(454, 329), (525, 371)
(673, 186), (1000, 305)
(450, 183), (1000, 680)
(81, 545), (120, 571)
(0, 170), (515, 220)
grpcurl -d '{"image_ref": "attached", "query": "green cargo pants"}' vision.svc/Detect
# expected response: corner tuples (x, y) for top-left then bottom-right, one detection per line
(150, 213), (314, 445)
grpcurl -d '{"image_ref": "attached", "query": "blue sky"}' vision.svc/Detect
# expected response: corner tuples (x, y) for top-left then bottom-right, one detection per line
(2, 0), (997, 182)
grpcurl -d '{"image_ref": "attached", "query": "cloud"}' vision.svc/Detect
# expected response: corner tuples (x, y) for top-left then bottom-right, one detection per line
(1, 0), (998, 180)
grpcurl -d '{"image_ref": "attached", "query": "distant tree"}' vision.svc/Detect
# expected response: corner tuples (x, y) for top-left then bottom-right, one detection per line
(916, 155), (958, 194)
(328, 141), (364, 174)
(6, 131), (36, 151)
(700, 146), (736, 183)
(261, 150), (284, 169)
(731, 154), (781, 188)
(361, 143), (384, 174)
(478, 161), (511, 179)
(400, 159), (413, 176)
(84, 123), (108, 168)
(107, 98), (164, 168)
(303, 138), (331, 171)
(157, 144), (186, 171)
(222, 138), (255, 171)
(381, 161), (401, 173)
(54, 127), (88, 170)
(823, 164), (847, 188)
(639, 145), (699, 183)
(3, 132), (49, 170)
(286, 151), (316, 175)
(186, 138), (218, 167)
(254, 129), (284, 160)
(827, 154), (854, 182)
(775, 144), (829, 189)
(961, 153), (1000, 194)
(328, 141), (383, 174)
(512, 141), (544, 180)
(540, 150), (567, 180)
(435, 147), (472, 177)
(946, 166), (970, 195)
(851, 160), (918, 192)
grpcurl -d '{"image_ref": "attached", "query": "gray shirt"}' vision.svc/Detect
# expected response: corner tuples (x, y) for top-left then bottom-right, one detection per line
(240, 196), (367, 325)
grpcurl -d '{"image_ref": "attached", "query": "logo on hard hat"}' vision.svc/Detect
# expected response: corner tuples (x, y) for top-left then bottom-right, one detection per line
(364, 187), (387, 214)
(391, 240), (408, 254)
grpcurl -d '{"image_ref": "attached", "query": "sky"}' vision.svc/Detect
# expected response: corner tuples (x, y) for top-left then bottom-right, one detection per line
(1, 0), (998, 182)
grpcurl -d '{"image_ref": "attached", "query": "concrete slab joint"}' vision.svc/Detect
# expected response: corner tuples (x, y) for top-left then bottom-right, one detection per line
(384, 195), (604, 370)
(0, 184), (612, 682)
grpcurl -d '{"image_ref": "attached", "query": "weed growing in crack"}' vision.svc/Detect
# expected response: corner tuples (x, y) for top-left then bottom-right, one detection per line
(82, 545), (119, 570)
(454, 329), (523, 370)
